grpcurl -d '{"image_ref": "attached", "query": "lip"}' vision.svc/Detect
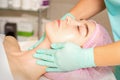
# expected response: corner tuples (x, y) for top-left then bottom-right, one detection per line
(57, 20), (60, 27)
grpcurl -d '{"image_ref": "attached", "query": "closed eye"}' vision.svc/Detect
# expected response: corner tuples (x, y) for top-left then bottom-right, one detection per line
(77, 25), (80, 32)
(84, 24), (89, 37)
(76, 24), (89, 37)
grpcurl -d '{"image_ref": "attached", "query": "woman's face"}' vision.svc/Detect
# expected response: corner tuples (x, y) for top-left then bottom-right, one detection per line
(45, 17), (96, 46)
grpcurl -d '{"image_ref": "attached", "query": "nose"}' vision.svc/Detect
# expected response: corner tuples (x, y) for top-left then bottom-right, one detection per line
(66, 16), (72, 24)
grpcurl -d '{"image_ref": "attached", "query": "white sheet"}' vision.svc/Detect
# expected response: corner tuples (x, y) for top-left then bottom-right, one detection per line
(0, 34), (14, 80)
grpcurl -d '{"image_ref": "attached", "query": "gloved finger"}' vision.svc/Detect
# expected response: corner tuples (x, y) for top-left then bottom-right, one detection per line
(46, 67), (62, 72)
(51, 42), (65, 49)
(28, 33), (46, 50)
(61, 13), (75, 20)
(36, 49), (56, 55)
(33, 53), (54, 62)
(28, 40), (43, 50)
(62, 42), (80, 48)
(36, 60), (57, 67)
(29, 40), (42, 50)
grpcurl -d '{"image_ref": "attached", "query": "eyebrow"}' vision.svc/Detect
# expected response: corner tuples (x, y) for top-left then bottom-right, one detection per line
(84, 23), (89, 37)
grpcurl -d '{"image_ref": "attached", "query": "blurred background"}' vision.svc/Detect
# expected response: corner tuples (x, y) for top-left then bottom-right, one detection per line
(0, 0), (113, 41)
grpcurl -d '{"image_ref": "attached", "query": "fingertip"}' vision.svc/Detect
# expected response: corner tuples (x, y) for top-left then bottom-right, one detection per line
(36, 49), (46, 53)
(46, 68), (52, 72)
(36, 60), (41, 64)
(28, 47), (34, 50)
(51, 42), (64, 49)
(46, 68), (49, 72)
(33, 54), (39, 58)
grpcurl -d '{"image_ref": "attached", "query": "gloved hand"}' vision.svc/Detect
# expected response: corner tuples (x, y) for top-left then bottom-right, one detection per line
(28, 32), (46, 50)
(33, 42), (96, 72)
(61, 13), (75, 20)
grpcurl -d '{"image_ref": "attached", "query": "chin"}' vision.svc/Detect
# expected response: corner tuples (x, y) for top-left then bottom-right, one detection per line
(50, 38), (63, 43)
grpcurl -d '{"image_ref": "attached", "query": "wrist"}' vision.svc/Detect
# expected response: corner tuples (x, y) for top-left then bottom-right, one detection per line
(79, 48), (96, 68)
(86, 48), (96, 67)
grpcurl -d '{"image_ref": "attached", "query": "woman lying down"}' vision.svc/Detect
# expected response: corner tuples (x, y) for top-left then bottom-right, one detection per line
(0, 17), (116, 80)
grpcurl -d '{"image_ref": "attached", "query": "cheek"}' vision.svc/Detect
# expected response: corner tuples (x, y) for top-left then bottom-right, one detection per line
(45, 25), (82, 44)
(52, 31), (81, 44)
(45, 23), (57, 40)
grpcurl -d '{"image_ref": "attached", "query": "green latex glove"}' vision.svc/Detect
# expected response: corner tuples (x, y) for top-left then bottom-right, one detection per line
(28, 33), (46, 50)
(33, 42), (96, 72)
(61, 13), (75, 20)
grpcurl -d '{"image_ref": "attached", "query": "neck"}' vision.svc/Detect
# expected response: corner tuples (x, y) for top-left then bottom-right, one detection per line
(5, 37), (51, 80)
(17, 37), (51, 80)
(34, 37), (51, 50)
